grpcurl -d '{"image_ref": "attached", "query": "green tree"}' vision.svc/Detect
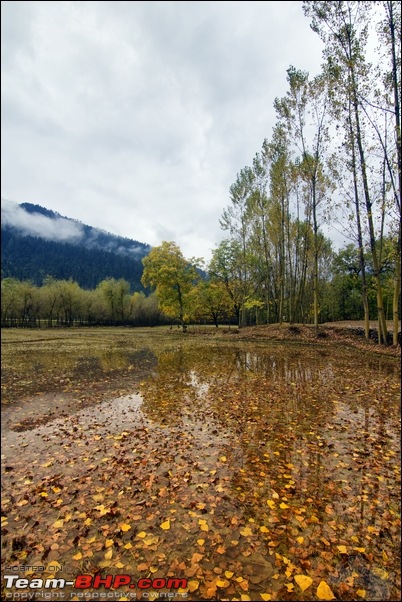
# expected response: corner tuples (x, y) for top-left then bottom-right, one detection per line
(209, 239), (246, 326)
(97, 278), (131, 324)
(188, 280), (233, 327)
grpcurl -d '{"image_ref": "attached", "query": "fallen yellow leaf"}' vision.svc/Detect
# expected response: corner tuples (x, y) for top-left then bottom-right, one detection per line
(294, 574), (313, 592)
(296, 536), (304, 544)
(240, 526), (253, 537)
(105, 539), (114, 548)
(267, 500), (276, 509)
(356, 590), (366, 598)
(188, 580), (199, 592)
(72, 552), (82, 561)
(144, 535), (159, 545)
(260, 595), (272, 601)
(372, 567), (389, 580)
(316, 581), (336, 600)
(224, 571), (234, 579)
(260, 526), (269, 533)
(52, 520), (64, 529)
(197, 539), (205, 546)
(279, 502), (289, 509)
(216, 579), (230, 588)
(160, 519), (170, 530)
(120, 523), (131, 532)
(104, 549), (113, 560)
(337, 545), (348, 554)
(136, 531), (147, 538)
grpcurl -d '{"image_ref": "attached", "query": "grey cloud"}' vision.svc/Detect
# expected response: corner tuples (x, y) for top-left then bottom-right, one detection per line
(1, 1), (325, 261)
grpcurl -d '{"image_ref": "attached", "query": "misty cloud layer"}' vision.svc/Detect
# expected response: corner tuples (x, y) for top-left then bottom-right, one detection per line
(1, 199), (151, 257)
(1, 199), (84, 243)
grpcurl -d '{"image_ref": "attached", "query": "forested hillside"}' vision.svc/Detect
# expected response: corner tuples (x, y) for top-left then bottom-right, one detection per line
(1, 203), (150, 291)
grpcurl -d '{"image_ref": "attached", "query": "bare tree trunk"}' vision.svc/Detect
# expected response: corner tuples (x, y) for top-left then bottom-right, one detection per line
(386, 0), (401, 344)
(348, 100), (370, 339)
(351, 73), (388, 343)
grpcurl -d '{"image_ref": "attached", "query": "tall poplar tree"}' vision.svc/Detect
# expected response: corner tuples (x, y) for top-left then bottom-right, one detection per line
(303, 0), (392, 343)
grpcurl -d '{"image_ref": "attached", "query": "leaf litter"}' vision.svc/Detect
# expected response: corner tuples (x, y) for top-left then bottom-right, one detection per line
(1, 327), (401, 600)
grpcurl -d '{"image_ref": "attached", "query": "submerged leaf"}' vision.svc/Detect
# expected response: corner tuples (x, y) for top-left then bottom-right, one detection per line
(160, 519), (171, 530)
(294, 574), (313, 592)
(240, 526), (253, 537)
(316, 581), (336, 600)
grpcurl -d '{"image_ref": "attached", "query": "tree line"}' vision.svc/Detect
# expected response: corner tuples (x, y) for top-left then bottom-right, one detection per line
(1, 277), (163, 328)
(2, 236), (396, 331)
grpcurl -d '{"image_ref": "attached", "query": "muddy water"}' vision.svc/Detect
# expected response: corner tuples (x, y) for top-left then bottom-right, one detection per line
(1, 335), (401, 601)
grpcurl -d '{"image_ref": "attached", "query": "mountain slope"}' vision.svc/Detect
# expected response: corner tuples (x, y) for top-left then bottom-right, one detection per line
(1, 202), (151, 291)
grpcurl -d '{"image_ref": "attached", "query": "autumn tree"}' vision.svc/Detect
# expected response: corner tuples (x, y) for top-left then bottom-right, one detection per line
(187, 280), (233, 327)
(141, 241), (200, 331)
(97, 278), (132, 324)
(208, 239), (246, 326)
(275, 67), (333, 332)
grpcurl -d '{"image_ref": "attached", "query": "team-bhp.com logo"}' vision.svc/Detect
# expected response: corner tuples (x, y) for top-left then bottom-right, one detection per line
(3, 574), (188, 592)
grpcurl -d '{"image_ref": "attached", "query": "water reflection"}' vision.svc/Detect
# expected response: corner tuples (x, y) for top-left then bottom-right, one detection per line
(137, 344), (400, 600)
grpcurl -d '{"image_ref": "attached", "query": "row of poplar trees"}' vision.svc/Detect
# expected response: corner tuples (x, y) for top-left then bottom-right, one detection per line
(213, 1), (400, 344)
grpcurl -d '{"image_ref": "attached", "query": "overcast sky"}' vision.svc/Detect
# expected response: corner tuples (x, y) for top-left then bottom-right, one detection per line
(1, 1), (325, 262)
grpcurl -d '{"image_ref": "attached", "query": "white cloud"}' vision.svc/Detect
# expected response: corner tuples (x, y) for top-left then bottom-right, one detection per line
(1, 198), (84, 242)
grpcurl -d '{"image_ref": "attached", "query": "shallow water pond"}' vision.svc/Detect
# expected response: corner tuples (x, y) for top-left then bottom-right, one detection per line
(1, 328), (400, 601)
